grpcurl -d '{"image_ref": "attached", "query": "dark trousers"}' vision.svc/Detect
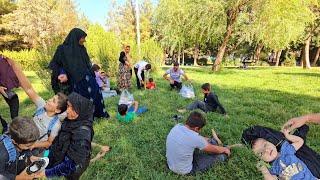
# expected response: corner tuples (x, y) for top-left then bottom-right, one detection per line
(187, 100), (209, 113)
(189, 138), (227, 175)
(66, 159), (90, 180)
(1, 94), (19, 133)
(134, 67), (145, 89)
(170, 81), (182, 90)
(2, 94), (19, 119)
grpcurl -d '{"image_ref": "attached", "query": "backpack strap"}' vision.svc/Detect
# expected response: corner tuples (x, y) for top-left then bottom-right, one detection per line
(34, 107), (46, 117)
(38, 115), (60, 141)
(0, 135), (17, 164)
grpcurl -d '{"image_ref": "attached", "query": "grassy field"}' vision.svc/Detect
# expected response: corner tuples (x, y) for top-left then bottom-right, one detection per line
(0, 67), (319, 179)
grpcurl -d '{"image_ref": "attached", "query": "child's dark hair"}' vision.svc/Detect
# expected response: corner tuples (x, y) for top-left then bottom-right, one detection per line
(9, 117), (40, 144)
(186, 111), (206, 128)
(91, 64), (101, 72)
(149, 78), (153, 82)
(56, 92), (68, 114)
(145, 64), (151, 70)
(173, 62), (179, 66)
(118, 104), (128, 116)
(201, 83), (211, 91)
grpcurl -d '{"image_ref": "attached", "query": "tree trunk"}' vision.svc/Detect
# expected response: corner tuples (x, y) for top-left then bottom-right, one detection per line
(311, 46), (320, 66)
(302, 35), (312, 69)
(254, 43), (263, 63)
(177, 45), (181, 64)
(182, 48), (185, 66)
(213, 1), (248, 71)
(275, 50), (282, 66)
(193, 45), (199, 66)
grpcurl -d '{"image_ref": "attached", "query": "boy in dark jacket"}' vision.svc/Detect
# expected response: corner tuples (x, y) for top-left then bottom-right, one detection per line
(179, 83), (227, 116)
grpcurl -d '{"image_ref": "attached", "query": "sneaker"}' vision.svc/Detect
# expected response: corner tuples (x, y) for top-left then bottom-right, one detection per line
(26, 157), (49, 175)
(172, 115), (182, 121)
(177, 109), (186, 113)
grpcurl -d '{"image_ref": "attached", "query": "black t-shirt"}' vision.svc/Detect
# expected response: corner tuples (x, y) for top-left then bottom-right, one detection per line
(0, 142), (29, 180)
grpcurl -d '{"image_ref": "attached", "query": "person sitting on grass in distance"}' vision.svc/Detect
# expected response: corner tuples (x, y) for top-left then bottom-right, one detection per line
(0, 117), (40, 180)
(163, 62), (189, 90)
(145, 78), (156, 90)
(252, 127), (317, 180)
(178, 83), (227, 117)
(7, 57), (67, 153)
(166, 111), (230, 175)
(117, 101), (148, 123)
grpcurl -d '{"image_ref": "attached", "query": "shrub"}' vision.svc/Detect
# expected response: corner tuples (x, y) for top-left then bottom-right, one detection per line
(0, 49), (41, 70)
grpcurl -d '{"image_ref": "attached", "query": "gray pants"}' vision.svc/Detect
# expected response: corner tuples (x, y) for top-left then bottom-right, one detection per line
(187, 100), (209, 113)
(189, 138), (227, 175)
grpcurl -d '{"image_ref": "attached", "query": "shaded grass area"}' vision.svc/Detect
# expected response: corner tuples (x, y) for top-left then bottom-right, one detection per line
(0, 68), (319, 179)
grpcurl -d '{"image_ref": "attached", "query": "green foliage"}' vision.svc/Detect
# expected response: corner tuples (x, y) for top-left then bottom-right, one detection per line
(1, 68), (319, 179)
(0, 49), (41, 70)
(86, 24), (121, 77)
(250, 0), (315, 50)
(283, 54), (296, 67)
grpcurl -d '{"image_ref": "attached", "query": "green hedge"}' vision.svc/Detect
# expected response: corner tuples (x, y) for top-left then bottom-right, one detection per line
(1, 49), (42, 70)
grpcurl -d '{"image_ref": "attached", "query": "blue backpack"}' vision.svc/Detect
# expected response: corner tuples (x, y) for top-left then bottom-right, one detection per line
(34, 107), (60, 140)
(0, 134), (17, 165)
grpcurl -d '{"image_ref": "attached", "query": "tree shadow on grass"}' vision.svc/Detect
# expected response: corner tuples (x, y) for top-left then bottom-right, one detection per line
(84, 80), (320, 179)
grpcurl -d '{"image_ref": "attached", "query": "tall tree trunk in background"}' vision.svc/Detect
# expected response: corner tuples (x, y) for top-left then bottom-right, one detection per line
(275, 50), (282, 66)
(177, 45), (181, 63)
(193, 45), (199, 66)
(302, 35), (312, 69)
(213, 0), (250, 71)
(254, 43), (263, 63)
(182, 47), (185, 66)
(311, 46), (320, 66)
(131, 0), (141, 57)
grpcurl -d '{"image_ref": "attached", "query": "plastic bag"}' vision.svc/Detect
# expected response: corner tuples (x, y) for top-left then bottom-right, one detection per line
(179, 84), (195, 98)
(119, 89), (134, 106)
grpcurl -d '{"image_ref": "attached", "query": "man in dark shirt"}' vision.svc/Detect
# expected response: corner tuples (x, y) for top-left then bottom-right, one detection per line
(179, 83), (227, 116)
(0, 117), (40, 180)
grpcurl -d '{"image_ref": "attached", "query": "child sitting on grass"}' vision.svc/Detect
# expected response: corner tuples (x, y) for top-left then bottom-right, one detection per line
(253, 128), (317, 180)
(117, 101), (147, 123)
(178, 83), (227, 116)
(92, 64), (117, 98)
(145, 78), (156, 90)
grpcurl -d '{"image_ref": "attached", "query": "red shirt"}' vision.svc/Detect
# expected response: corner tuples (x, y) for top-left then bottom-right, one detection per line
(146, 82), (156, 89)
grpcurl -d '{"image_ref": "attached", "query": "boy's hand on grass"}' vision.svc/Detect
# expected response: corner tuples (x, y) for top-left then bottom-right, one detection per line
(0, 86), (7, 95)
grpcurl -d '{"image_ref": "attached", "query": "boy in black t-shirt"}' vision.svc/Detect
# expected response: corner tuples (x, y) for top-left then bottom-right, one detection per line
(178, 83), (227, 116)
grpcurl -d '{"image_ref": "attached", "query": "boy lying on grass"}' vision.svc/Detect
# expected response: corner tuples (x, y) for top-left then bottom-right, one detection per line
(253, 127), (317, 180)
(117, 100), (148, 123)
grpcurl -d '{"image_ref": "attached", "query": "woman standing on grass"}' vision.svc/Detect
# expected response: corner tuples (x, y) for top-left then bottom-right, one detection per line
(117, 45), (132, 90)
(49, 28), (109, 119)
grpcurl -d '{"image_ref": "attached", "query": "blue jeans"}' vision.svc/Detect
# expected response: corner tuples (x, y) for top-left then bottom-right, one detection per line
(189, 138), (227, 175)
(128, 105), (148, 116)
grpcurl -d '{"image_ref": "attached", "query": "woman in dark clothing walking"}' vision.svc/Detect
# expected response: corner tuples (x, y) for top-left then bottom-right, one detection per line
(36, 92), (94, 180)
(49, 28), (109, 118)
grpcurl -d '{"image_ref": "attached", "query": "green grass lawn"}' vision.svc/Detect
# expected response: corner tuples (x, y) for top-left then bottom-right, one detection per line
(1, 67), (319, 179)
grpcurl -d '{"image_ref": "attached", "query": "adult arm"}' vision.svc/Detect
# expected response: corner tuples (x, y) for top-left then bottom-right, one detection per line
(6, 58), (40, 104)
(182, 73), (189, 81)
(283, 113), (320, 131)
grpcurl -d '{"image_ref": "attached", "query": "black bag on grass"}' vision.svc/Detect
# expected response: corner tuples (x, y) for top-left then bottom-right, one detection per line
(242, 125), (320, 178)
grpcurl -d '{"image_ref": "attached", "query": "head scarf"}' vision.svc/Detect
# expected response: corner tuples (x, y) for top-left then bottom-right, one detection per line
(49, 28), (92, 83)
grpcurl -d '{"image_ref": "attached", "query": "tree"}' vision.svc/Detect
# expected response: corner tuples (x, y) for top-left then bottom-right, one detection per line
(2, 0), (79, 52)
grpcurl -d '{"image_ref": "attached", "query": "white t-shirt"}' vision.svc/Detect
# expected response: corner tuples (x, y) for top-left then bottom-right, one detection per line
(166, 68), (185, 83)
(33, 98), (66, 142)
(134, 61), (149, 81)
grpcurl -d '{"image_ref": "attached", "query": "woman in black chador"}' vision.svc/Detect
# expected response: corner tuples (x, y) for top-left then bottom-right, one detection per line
(49, 28), (109, 118)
